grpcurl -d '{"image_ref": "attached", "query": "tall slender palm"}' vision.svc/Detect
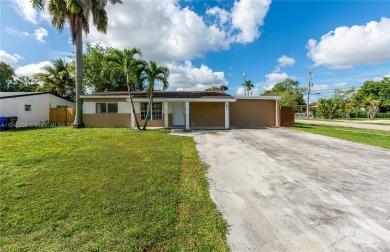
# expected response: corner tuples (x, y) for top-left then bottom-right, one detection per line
(32, 0), (122, 128)
(34, 58), (74, 97)
(243, 80), (254, 96)
(107, 48), (145, 130)
(142, 61), (169, 130)
(241, 82), (247, 96)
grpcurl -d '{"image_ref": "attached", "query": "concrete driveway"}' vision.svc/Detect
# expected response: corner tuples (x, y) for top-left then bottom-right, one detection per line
(194, 128), (390, 251)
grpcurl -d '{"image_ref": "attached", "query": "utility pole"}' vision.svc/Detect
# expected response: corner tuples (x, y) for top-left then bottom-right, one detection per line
(307, 70), (313, 118)
(243, 72), (246, 96)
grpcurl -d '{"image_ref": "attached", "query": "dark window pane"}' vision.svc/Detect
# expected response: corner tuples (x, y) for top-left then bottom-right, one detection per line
(96, 103), (106, 113)
(141, 102), (149, 120)
(108, 103), (118, 113)
(152, 102), (162, 120)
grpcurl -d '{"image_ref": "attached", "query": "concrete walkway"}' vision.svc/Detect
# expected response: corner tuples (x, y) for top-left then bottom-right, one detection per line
(296, 119), (390, 131)
(194, 129), (390, 251)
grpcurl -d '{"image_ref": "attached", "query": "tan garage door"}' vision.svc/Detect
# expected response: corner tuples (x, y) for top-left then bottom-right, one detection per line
(190, 102), (225, 128)
(230, 99), (276, 127)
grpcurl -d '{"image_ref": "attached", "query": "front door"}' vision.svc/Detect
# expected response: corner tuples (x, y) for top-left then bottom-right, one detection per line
(172, 102), (185, 126)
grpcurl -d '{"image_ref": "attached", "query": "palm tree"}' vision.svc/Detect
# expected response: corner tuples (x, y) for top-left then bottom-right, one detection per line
(242, 80), (254, 96)
(142, 61), (169, 130)
(107, 48), (145, 130)
(241, 82), (247, 96)
(32, 0), (122, 128)
(247, 80), (254, 96)
(34, 58), (74, 97)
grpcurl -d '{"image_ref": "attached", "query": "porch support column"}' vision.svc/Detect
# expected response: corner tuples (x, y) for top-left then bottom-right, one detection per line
(131, 102), (135, 128)
(275, 100), (280, 127)
(185, 101), (190, 130)
(164, 101), (168, 128)
(225, 101), (229, 129)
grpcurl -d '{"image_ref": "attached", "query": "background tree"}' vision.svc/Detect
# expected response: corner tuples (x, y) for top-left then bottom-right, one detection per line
(351, 78), (390, 112)
(317, 98), (339, 119)
(142, 61), (169, 130)
(367, 99), (381, 119)
(32, 0), (122, 128)
(316, 88), (355, 119)
(9, 76), (40, 92)
(107, 48), (144, 130)
(0, 61), (15, 91)
(34, 59), (74, 98)
(205, 86), (220, 91)
(261, 78), (305, 110)
(242, 80), (254, 96)
(81, 44), (127, 92)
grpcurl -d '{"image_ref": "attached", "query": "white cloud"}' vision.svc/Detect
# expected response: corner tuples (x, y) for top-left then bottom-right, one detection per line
(333, 82), (348, 87)
(167, 61), (227, 91)
(236, 85), (261, 96)
(206, 7), (230, 27)
(0, 50), (23, 67)
(15, 61), (52, 77)
(230, 0), (271, 43)
(277, 55), (295, 67)
(12, 0), (38, 24)
(34, 28), (48, 42)
(372, 74), (390, 81)
(39, 9), (51, 23)
(263, 72), (297, 90)
(265, 72), (290, 83)
(307, 18), (390, 69)
(311, 85), (329, 91)
(87, 0), (270, 62)
(5, 27), (30, 37)
(6, 27), (49, 42)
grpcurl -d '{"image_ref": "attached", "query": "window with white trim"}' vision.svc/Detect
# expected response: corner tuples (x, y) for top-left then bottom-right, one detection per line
(96, 103), (118, 113)
(141, 102), (162, 120)
(25, 105), (31, 111)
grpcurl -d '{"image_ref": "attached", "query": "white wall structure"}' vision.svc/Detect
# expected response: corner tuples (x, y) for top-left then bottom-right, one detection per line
(0, 92), (75, 125)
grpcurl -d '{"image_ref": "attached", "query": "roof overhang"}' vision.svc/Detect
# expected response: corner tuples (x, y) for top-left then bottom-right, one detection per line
(81, 95), (236, 102)
(235, 96), (281, 101)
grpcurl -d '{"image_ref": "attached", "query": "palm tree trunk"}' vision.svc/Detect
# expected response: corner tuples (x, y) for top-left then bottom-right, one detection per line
(73, 15), (84, 128)
(142, 89), (153, 130)
(127, 74), (141, 130)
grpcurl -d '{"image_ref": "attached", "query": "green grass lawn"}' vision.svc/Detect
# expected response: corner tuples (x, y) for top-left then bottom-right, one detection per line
(296, 118), (390, 126)
(293, 123), (390, 149)
(0, 128), (228, 251)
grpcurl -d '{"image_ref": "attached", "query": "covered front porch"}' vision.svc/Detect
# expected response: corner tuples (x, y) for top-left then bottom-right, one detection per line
(130, 100), (231, 130)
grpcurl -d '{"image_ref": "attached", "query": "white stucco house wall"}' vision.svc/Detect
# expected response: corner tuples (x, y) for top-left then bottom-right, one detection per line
(0, 92), (75, 125)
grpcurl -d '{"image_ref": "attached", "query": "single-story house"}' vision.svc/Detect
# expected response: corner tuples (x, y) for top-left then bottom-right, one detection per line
(0, 92), (75, 125)
(81, 91), (281, 129)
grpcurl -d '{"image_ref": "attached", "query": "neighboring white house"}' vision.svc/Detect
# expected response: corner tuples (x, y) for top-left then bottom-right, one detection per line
(0, 92), (75, 125)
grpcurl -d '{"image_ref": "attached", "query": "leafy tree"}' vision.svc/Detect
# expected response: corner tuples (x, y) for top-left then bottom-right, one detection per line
(352, 78), (390, 112)
(261, 78), (305, 110)
(9, 76), (40, 92)
(367, 99), (381, 119)
(317, 98), (339, 119)
(34, 59), (74, 98)
(142, 61), (169, 130)
(309, 107), (318, 118)
(0, 61), (15, 91)
(80, 44), (126, 92)
(107, 48), (146, 130)
(205, 86), (220, 91)
(316, 88), (356, 119)
(32, 0), (122, 128)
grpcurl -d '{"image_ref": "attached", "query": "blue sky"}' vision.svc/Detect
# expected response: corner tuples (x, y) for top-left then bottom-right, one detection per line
(1, 0), (389, 101)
